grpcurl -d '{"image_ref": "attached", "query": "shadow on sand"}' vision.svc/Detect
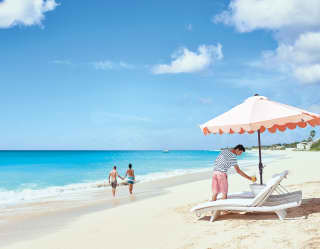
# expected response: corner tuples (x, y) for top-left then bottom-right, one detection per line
(199, 197), (320, 222)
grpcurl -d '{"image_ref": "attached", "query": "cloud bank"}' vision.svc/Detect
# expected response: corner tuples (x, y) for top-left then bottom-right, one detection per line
(215, 0), (320, 84)
(92, 61), (134, 70)
(152, 44), (223, 74)
(0, 0), (58, 28)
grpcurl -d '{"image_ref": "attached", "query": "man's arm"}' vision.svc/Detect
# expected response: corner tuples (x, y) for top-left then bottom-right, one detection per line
(116, 171), (124, 180)
(234, 165), (254, 181)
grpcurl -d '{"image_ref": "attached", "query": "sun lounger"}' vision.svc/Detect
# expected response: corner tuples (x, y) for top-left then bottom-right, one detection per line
(190, 170), (302, 221)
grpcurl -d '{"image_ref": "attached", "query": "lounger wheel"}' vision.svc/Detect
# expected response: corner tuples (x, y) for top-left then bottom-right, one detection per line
(210, 210), (220, 222)
(275, 209), (287, 220)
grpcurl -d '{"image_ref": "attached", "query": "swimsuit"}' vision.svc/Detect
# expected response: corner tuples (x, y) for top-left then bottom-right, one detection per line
(111, 180), (117, 189)
(127, 176), (135, 184)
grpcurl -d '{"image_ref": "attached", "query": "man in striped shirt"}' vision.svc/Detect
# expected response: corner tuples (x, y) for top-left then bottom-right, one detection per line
(211, 144), (256, 201)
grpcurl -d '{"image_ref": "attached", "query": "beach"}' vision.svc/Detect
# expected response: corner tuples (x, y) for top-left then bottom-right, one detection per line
(1, 149), (320, 249)
(2, 1), (320, 249)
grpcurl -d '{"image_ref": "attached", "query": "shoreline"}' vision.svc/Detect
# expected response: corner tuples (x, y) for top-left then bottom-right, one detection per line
(0, 149), (282, 208)
(0, 149), (283, 247)
(1, 150), (320, 249)
(0, 148), (284, 217)
(0, 169), (213, 247)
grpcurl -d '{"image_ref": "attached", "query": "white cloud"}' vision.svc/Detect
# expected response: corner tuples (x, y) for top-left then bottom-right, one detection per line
(294, 64), (320, 84)
(92, 61), (114, 70)
(263, 32), (320, 65)
(0, 0), (58, 28)
(214, 0), (320, 33)
(92, 60), (134, 70)
(257, 32), (320, 84)
(215, 0), (320, 84)
(152, 44), (223, 74)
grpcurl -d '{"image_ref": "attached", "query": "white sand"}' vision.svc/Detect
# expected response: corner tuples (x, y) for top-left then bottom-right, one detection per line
(2, 150), (320, 249)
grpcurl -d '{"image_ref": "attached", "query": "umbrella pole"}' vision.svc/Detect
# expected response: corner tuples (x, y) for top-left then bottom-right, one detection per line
(258, 130), (263, 185)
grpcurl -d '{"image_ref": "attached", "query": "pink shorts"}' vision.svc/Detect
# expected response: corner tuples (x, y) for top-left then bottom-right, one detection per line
(212, 171), (228, 194)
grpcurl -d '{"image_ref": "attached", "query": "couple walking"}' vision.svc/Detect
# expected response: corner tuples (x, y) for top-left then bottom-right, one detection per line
(108, 163), (135, 197)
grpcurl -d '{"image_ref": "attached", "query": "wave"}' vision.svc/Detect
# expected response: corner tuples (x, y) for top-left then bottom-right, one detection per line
(0, 154), (283, 207)
(0, 167), (214, 207)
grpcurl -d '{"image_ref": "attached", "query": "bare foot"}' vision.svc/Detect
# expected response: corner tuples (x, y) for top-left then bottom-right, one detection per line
(112, 199), (120, 205)
(220, 211), (231, 215)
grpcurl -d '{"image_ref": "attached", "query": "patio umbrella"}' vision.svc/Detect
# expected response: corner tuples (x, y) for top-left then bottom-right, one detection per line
(200, 94), (320, 185)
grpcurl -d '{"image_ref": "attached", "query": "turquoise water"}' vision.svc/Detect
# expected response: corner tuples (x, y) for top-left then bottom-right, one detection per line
(0, 150), (270, 205)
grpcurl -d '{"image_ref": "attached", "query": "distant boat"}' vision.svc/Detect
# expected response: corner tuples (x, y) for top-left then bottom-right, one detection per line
(163, 150), (169, 153)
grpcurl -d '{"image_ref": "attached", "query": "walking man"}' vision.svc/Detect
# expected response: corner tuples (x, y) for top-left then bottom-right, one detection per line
(108, 165), (124, 197)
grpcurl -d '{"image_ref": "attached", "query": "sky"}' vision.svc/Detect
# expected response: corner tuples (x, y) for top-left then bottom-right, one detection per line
(0, 0), (320, 150)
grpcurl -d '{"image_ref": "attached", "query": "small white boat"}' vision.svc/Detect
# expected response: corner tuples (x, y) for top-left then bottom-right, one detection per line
(163, 149), (169, 153)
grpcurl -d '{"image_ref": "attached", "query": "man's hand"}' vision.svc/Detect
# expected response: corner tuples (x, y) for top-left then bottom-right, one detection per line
(251, 176), (257, 182)
(235, 165), (256, 182)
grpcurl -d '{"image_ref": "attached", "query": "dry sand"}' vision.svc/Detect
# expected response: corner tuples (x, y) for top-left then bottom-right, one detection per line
(1, 150), (320, 249)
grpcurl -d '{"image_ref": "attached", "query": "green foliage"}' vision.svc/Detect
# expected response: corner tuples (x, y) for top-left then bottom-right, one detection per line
(249, 141), (298, 150)
(282, 142), (299, 148)
(310, 130), (316, 139)
(308, 130), (316, 142)
(311, 139), (320, 151)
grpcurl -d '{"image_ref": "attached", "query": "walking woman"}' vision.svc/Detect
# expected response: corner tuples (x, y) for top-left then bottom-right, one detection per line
(125, 163), (135, 194)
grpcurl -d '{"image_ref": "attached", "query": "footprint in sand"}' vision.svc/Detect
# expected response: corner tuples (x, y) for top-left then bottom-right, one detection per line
(302, 237), (320, 249)
(112, 199), (120, 205)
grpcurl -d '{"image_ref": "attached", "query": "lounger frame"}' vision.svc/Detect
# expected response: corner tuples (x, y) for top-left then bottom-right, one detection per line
(191, 171), (302, 222)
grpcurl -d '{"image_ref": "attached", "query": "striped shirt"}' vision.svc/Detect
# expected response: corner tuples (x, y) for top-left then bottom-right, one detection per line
(213, 149), (238, 173)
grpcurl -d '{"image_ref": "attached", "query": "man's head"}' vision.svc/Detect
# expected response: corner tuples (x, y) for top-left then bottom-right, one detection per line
(113, 165), (117, 170)
(233, 144), (245, 155)
(129, 163), (132, 169)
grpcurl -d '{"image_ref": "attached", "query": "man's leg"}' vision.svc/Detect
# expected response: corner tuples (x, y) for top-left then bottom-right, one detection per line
(219, 175), (229, 215)
(211, 173), (219, 201)
(211, 192), (218, 201)
(220, 173), (228, 199)
(212, 173), (228, 201)
(221, 193), (227, 199)
(129, 184), (133, 194)
(112, 187), (116, 197)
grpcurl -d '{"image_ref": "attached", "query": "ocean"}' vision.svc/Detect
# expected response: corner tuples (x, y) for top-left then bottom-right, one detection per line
(0, 150), (278, 207)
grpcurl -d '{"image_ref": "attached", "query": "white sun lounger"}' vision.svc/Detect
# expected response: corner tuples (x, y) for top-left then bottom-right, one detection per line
(190, 170), (302, 221)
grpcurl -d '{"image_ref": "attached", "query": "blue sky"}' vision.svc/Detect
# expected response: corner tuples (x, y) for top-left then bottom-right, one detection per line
(0, 0), (320, 150)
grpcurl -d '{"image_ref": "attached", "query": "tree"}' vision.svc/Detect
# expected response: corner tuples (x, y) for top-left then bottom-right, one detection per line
(310, 130), (316, 140)
(308, 130), (316, 142)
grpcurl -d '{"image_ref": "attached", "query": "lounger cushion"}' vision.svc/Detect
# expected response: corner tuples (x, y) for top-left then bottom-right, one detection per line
(191, 171), (290, 213)
(191, 198), (253, 212)
(251, 171), (288, 207)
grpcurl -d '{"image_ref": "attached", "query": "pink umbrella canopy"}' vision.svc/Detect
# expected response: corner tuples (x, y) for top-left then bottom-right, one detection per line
(200, 95), (320, 184)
